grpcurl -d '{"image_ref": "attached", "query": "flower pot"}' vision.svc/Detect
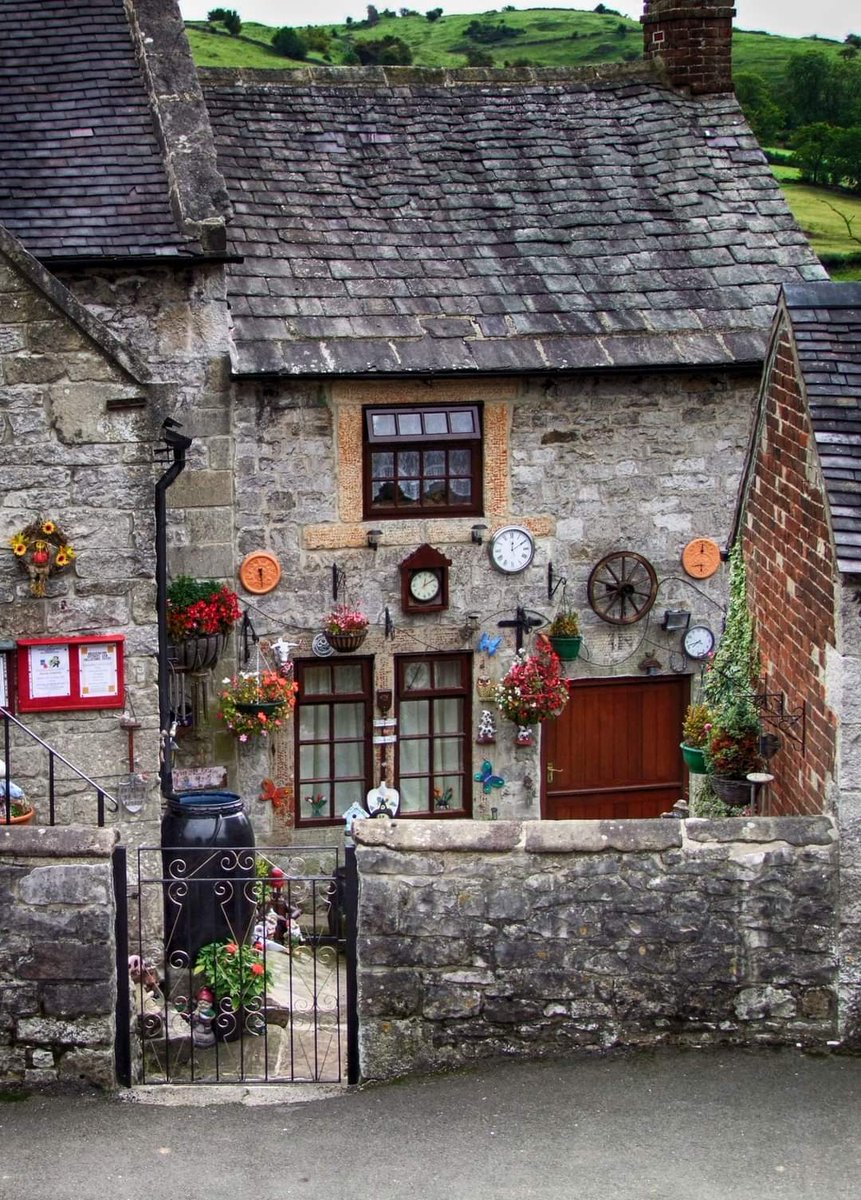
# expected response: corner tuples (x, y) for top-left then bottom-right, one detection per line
(680, 743), (707, 774)
(548, 635), (582, 662)
(324, 630), (367, 653)
(1, 806), (34, 825)
(709, 776), (754, 807)
(169, 633), (226, 673)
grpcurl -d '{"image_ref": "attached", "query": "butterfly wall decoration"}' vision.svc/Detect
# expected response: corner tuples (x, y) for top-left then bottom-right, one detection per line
(474, 760), (505, 794)
(478, 632), (502, 655)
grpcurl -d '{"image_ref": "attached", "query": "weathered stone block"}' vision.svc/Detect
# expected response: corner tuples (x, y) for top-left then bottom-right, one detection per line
(20, 942), (113, 982)
(19, 864), (111, 907)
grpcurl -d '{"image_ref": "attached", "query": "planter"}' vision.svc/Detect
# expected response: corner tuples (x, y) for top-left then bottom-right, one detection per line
(680, 743), (707, 774)
(1, 806), (34, 825)
(709, 775), (754, 807)
(169, 633), (226, 673)
(548, 635), (582, 662)
(234, 701), (285, 720)
(324, 630), (367, 653)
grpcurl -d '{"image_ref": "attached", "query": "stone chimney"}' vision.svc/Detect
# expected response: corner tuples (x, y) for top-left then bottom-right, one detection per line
(641, 1), (736, 94)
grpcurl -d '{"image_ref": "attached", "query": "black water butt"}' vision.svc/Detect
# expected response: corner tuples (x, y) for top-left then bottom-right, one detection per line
(161, 791), (256, 970)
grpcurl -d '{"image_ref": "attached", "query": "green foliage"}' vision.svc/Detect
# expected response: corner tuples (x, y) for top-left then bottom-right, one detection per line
(704, 697), (763, 778)
(194, 940), (271, 1013)
(464, 46), (494, 66)
(682, 703), (712, 749)
(425, 7), (443, 20)
(354, 34), (413, 63)
(782, 51), (861, 130)
(735, 71), (782, 143)
(271, 26), (308, 59)
(548, 608), (581, 636)
(704, 543), (760, 720)
(465, 19), (521, 43)
(208, 7), (241, 35)
(690, 778), (748, 818)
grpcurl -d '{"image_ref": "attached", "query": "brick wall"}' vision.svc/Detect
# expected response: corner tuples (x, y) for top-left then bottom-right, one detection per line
(642, 1), (735, 95)
(741, 321), (837, 816)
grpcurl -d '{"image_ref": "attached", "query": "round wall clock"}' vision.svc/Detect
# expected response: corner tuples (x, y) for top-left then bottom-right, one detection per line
(239, 550), (282, 595)
(409, 569), (442, 604)
(681, 538), (721, 580)
(683, 625), (715, 659)
(488, 526), (535, 575)
(399, 544), (451, 614)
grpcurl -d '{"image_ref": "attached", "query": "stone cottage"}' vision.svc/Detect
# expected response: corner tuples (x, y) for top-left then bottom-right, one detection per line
(0, 0), (826, 844)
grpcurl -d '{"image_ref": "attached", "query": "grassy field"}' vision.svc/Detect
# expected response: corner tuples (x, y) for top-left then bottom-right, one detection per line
(768, 171), (861, 278)
(187, 10), (846, 79)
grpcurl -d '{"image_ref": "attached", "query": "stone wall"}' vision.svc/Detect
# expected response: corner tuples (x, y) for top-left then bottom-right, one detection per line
(354, 817), (839, 1080)
(0, 826), (118, 1089)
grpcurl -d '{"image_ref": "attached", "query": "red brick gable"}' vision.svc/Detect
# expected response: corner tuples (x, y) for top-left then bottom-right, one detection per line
(741, 317), (837, 815)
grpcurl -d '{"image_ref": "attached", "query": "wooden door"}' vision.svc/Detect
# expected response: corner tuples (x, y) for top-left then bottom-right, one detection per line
(542, 675), (688, 819)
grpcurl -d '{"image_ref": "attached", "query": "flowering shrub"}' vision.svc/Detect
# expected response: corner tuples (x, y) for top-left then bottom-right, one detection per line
(495, 635), (569, 725)
(218, 670), (298, 741)
(166, 576), (241, 641)
(325, 603), (368, 634)
(704, 698), (763, 779)
(682, 703), (712, 748)
(194, 939), (271, 1013)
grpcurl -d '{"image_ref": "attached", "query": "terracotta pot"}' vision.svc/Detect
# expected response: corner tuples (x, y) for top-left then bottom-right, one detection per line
(1, 806), (34, 825)
(324, 630), (367, 653)
(169, 633), (226, 672)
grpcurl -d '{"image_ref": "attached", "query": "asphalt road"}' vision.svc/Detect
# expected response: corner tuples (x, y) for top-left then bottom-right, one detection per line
(1, 1047), (860, 1200)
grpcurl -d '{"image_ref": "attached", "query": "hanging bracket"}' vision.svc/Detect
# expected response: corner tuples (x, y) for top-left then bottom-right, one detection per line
(547, 561), (567, 602)
(332, 564), (346, 602)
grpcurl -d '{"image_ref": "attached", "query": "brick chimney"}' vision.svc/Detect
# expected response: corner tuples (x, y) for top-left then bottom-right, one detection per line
(642, 1), (736, 94)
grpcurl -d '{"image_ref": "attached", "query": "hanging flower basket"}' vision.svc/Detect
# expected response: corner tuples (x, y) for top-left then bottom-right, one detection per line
(495, 635), (570, 727)
(167, 577), (241, 672)
(548, 635), (582, 662)
(323, 603), (368, 653)
(218, 671), (298, 742)
(709, 776), (754, 807)
(170, 633), (226, 673)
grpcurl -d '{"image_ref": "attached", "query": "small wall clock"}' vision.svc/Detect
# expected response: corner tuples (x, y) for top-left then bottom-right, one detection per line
(683, 624), (715, 659)
(488, 526), (535, 575)
(400, 544), (451, 614)
(681, 538), (721, 580)
(239, 550), (281, 595)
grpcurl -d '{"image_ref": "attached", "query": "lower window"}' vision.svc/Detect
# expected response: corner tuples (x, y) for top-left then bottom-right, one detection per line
(294, 658), (372, 825)
(396, 653), (472, 816)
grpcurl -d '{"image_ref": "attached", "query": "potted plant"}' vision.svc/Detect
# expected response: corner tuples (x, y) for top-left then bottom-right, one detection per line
(1, 764), (33, 825)
(218, 670), (298, 743)
(495, 635), (570, 746)
(681, 702), (712, 774)
(704, 696), (763, 806)
(547, 607), (582, 661)
(324, 603), (369, 652)
(167, 576), (242, 671)
(194, 938), (272, 1040)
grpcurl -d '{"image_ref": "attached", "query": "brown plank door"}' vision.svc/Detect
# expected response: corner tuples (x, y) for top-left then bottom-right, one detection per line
(542, 675), (689, 819)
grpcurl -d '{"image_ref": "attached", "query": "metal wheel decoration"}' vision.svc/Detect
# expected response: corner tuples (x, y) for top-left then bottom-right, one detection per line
(587, 551), (658, 626)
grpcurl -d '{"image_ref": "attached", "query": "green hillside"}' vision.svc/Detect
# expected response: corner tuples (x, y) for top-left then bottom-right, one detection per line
(186, 9), (846, 83)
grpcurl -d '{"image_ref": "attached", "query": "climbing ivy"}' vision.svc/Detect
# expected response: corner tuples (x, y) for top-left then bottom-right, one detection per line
(703, 542), (760, 725)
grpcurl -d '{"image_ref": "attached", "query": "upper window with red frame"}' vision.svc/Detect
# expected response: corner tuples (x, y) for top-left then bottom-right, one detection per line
(363, 405), (483, 519)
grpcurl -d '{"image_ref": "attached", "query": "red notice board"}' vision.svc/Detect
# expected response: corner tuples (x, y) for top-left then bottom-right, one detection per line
(17, 636), (125, 713)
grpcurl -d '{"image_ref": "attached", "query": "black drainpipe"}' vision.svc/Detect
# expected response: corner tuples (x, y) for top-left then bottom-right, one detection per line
(155, 418), (193, 800)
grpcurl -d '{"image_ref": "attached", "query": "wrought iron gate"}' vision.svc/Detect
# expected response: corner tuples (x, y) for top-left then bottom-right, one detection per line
(117, 843), (357, 1087)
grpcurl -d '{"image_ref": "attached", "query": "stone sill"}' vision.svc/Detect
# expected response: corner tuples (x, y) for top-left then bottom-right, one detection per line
(0, 825), (119, 858)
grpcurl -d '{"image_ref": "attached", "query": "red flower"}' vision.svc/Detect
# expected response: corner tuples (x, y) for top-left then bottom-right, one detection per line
(225, 942), (238, 954)
(250, 962), (265, 976)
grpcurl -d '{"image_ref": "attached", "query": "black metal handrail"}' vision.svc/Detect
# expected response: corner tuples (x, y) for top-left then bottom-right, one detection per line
(1, 706), (117, 827)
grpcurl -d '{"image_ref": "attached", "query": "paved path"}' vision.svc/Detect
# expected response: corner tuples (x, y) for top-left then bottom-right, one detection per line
(1, 1047), (860, 1200)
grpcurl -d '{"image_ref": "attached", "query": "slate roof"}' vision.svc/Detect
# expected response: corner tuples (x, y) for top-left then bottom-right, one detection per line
(784, 283), (861, 576)
(0, 0), (196, 260)
(202, 65), (826, 378)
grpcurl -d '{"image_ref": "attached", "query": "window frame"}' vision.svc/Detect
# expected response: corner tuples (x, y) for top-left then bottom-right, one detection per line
(293, 656), (373, 827)
(394, 652), (473, 818)
(362, 404), (484, 521)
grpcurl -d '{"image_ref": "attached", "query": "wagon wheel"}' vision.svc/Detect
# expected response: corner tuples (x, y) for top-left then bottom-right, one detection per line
(587, 551), (658, 626)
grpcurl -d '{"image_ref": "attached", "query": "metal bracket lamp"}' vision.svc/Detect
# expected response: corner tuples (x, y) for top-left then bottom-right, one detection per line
(471, 524), (488, 545)
(661, 609), (691, 632)
(367, 529), (382, 551)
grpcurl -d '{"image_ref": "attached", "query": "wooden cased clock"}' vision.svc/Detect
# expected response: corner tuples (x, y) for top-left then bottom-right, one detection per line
(400, 544), (451, 615)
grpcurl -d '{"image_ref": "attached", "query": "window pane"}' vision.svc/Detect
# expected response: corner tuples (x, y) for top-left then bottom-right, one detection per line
(300, 785), (330, 819)
(400, 738), (430, 774)
(450, 410), (476, 434)
(450, 448), (470, 474)
(334, 702), (364, 738)
(302, 666), (331, 696)
(397, 413), (422, 436)
(450, 477), (472, 502)
(372, 479), (395, 505)
(400, 480), (420, 503)
(333, 664), (364, 694)
(425, 411), (448, 434)
(398, 777), (428, 813)
(433, 696), (462, 733)
(397, 450), (419, 478)
(299, 743), (329, 781)
(336, 782), (364, 816)
(435, 736), (463, 772)
(299, 706), (329, 741)
(433, 660), (462, 688)
(371, 450), (395, 478)
(424, 449), (445, 476)
(423, 479), (446, 505)
(371, 413), (397, 437)
(334, 741), (363, 779)
(434, 777), (463, 810)
(402, 663), (431, 694)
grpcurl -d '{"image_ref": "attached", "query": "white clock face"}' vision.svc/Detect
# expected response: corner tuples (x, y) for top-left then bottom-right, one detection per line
(409, 569), (441, 602)
(684, 625), (715, 660)
(489, 526), (536, 574)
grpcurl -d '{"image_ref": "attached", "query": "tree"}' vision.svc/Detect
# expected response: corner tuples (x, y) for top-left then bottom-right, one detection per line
(425, 7), (443, 20)
(791, 122), (837, 185)
(207, 7), (241, 34)
(366, 5), (380, 25)
(464, 47), (494, 66)
(783, 51), (861, 130)
(734, 71), (782, 144)
(354, 34), (413, 63)
(271, 26), (308, 59)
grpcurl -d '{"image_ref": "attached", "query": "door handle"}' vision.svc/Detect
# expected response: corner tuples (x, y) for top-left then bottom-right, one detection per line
(546, 762), (563, 784)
